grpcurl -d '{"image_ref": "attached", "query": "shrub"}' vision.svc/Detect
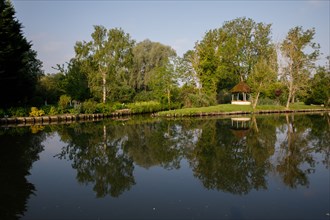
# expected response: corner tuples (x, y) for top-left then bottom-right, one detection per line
(8, 107), (29, 117)
(133, 91), (155, 102)
(58, 95), (71, 113)
(128, 101), (162, 114)
(112, 102), (127, 111)
(69, 105), (81, 115)
(184, 93), (214, 108)
(29, 107), (45, 117)
(82, 99), (97, 114)
(48, 106), (58, 115)
(258, 97), (278, 106)
(96, 103), (113, 115)
(0, 109), (5, 117)
(40, 105), (51, 115)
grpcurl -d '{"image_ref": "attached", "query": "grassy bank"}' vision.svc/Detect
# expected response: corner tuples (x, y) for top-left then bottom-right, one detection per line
(155, 103), (328, 117)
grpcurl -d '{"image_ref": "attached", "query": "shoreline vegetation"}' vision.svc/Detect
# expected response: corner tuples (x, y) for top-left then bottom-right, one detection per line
(1, 103), (328, 127)
(155, 103), (329, 117)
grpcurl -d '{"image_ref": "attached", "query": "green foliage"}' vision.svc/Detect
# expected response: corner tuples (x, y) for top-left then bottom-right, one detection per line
(75, 25), (135, 103)
(112, 102), (127, 111)
(36, 73), (66, 105)
(0, 0), (43, 107)
(131, 39), (176, 91)
(194, 17), (274, 103)
(48, 106), (58, 115)
(304, 66), (330, 106)
(184, 93), (214, 108)
(7, 107), (28, 117)
(128, 101), (162, 114)
(82, 99), (97, 114)
(29, 107), (45, 117)
(96, 103), (113, 115)
(40, 105), (51, 115)
(60, 59), (91, 101)
(0, 108), (5, 117)
(133, 90), (156, 102)
(280, 26), (320, 108)
(58, 95), (71, 112)
(247, 57), (277, 108)
(258, 97), (278, 106)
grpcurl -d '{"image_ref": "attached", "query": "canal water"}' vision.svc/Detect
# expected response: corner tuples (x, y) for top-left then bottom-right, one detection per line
(1, 113), (329, 219)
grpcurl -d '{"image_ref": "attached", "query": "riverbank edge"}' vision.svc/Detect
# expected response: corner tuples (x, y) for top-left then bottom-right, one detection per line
(1, 108), (329, 127)
(154, 108), (329, 118)
(0, 109), (132, 127)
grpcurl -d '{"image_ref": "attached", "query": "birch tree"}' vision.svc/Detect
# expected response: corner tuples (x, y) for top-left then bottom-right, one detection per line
(280, 26), (319, 108)
(74, 26), (134, 103)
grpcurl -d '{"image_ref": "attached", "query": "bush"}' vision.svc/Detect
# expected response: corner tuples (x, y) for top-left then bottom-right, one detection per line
(258, 97), (278, 105)
(184, 93), (214, 108)
(96, 103), (113, 115)
(0, 109), (5, 117)
(112, 102), (127, 111)
(29, 107), (45, 117)
(82, 99), (97, 114)
(128, 101), (162, 114)
(58, 95), (71, 113)
(48, 106), (58, 115)
(133, 91), (156, 102)
(8, 107), (29, 117)
(40, 105), (51, 115)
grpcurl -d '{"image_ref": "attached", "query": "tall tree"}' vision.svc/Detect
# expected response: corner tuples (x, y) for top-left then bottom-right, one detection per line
(36, 73), (65, 104)
(55, 59), (91, 102)
(74, 26), (135, 103)
(131, 39), (176, 92)
(193, 17), (274, 103)
(280, 26), (320, 108)
(0, 0), (43, 107)
(247, 55), (277, 109)
(305, 59), (330, 106)
(194, 29), (219, 102)
(149, 57), (178, 109)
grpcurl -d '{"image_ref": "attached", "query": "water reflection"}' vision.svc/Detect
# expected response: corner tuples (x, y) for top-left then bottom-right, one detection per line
(49, 113), (330, 198)
(1, 113), (329, 218)
(0, 127), (45, 219)
(276, 114), (329, 188)
(54, 123), (135, 198)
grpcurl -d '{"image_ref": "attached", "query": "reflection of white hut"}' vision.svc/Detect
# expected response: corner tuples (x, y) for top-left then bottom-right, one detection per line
(230, 82), (251, 105)
(230, 117), (251, 138)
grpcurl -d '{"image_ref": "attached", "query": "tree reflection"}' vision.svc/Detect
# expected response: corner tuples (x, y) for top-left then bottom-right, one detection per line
(55, 122), (135, 198)
(189, 117), (276, 195)
(276, 114), (315, 188)
(276, 114), (329, 188)
(0, 127), (45, 219)
(53, 113), (330, 197)
(306, 114), (330, 169)
(123, 120), (183, 170)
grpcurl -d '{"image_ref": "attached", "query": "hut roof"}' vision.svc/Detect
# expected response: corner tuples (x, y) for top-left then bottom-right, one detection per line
(230, 82), (251, 93)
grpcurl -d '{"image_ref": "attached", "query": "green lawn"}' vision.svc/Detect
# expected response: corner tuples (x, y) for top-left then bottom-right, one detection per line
(156, 103), (327, 117)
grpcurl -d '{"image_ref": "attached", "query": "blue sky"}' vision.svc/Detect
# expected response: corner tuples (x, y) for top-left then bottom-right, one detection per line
(12, 0), (330, 74)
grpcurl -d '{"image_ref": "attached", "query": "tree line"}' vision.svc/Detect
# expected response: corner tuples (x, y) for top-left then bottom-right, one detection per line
(1, 0), (329, 115)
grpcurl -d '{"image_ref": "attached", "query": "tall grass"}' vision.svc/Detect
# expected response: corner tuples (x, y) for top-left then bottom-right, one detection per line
(128, 101), (162, 114)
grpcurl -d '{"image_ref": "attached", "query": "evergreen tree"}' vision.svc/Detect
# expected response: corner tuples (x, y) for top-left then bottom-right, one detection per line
(0, 0), (43, 108)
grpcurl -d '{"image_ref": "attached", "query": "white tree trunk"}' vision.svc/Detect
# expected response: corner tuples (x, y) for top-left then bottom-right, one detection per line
(102, 71), (106, 103)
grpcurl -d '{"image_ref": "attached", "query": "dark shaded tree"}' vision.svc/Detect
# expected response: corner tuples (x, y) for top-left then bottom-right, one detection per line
(0, 0), (43, 107)
(305, 61), (330, 106)
(0, 126), (45, 219)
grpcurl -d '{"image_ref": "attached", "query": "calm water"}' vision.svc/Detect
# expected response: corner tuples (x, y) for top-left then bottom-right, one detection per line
(0, 113), (329, 220)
